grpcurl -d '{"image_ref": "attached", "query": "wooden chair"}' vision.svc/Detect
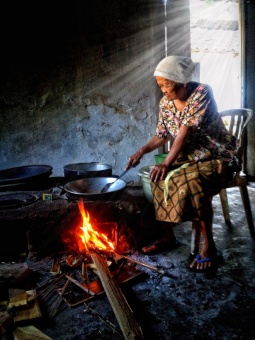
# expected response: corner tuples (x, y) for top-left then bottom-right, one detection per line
(191, 108), (255, 256)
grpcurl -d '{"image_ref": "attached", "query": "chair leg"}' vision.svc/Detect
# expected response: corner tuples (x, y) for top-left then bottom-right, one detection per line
(191, 220), (201, 256)
(239, 185), (255, 236)
(219, 189), (231, 226)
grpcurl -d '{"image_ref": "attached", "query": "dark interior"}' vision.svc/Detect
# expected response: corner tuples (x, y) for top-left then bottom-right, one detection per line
(0, 1), (255, 339)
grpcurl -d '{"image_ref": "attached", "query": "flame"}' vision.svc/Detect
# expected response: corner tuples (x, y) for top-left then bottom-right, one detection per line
(77, 199), (115, 252)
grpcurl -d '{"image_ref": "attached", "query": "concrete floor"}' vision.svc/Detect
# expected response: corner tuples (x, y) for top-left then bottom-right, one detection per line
(21, 183), (255, 340)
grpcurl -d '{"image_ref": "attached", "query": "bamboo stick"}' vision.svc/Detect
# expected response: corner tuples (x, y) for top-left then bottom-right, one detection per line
(49, 277), (71, 318)
(40, 274), (66, 301)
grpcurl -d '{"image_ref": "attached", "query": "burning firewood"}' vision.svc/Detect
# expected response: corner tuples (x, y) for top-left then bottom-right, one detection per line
(44, 199), (145, 336)
(65, 254), (84, 267)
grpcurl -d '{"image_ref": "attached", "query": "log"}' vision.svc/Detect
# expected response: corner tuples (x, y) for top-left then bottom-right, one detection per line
(90, 251), (144, 340)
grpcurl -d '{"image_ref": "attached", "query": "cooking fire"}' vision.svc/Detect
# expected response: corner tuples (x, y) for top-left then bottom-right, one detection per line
(37, 199), (151, 339)
(0, 193), (156, 339)
(77, 200), (115, 253)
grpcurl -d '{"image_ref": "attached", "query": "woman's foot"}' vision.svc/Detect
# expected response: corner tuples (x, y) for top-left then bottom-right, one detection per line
(189, 247), (222, 272)
(190, 252), (216, 271)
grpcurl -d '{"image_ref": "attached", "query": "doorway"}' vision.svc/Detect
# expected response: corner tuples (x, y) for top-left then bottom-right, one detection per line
(189, 0), (242, 111)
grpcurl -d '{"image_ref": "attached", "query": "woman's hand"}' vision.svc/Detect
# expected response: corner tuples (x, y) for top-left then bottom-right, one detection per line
(126, 136), (168, 170)
(150, 163), (170, 182)
(126, 150), (143, 170)
(149, 125), (190, 181)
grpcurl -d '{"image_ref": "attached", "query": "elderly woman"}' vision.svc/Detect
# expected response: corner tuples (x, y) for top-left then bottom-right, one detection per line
(126, 55), (239, 272)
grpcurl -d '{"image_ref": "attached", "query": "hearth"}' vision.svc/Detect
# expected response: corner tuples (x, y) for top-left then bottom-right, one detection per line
(0, 182), (154, 339)
(0, 178), (151, 260)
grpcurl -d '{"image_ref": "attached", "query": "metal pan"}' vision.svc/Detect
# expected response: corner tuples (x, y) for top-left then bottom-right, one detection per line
(0, 165), (53, 185)
(0, 192), (39, 209)
(64, 162), (112, 180)
(64, 177), (126, 199)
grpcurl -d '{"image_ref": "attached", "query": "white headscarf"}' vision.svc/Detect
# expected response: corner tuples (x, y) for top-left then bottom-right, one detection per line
(154, 55), (195, 83)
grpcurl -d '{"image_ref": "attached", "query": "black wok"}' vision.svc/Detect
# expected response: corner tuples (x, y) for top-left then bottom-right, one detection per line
(0, 165), (53, 185)
(64, 162), (112, 180)
(64, 177), (126, 199)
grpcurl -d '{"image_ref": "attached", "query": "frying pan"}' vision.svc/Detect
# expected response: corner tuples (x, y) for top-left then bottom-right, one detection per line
(100, 169), (129, 193)
(64, 162), (112, 180)
(0, 165), (53, 185)
(64, 177), (126, 199)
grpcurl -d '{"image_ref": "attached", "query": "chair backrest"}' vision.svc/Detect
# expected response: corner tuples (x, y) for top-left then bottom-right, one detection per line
(219, 108), (253, 142)
(219, 108), (253, 170)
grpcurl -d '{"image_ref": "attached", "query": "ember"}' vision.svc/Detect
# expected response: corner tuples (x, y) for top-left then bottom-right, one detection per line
(77, 199), (115, 252)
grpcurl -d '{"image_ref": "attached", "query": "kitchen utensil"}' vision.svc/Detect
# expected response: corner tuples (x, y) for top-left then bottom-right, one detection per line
(0, 165), (53, 185)
(0, 193), (39, 209)
(64, 162), (112, 180)
(64, 177), (126, 199)
(138, 166), (154, 204)
(100, 169), (129, 193)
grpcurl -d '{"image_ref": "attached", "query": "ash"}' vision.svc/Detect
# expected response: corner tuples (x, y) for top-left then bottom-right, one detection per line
(1, 185), (255, 339)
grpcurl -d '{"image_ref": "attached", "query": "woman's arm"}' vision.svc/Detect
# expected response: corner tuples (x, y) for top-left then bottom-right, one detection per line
(149, 125), (190, 182)
(126, 135), (169, 170)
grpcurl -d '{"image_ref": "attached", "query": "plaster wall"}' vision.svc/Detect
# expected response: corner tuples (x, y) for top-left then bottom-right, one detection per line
(2, 0), (252, 182)
(0, 0), (171, 183)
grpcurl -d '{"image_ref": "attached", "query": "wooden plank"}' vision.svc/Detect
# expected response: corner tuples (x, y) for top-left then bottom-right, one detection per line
(8, 289), (28, 309)
(26, 290), (37, 302)
(13, 300), (42, 323)
(13, 290), (42, 324)
(13, 325), (52, 340)
(90, 251), (144, 340)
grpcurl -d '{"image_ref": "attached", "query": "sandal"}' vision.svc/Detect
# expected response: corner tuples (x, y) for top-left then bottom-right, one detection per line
(189, 248), (223, 260)
(189, 250), (223, 272)
(141, 239), (181, 255)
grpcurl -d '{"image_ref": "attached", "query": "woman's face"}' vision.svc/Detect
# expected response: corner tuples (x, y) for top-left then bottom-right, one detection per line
(155, 76), (180, 100)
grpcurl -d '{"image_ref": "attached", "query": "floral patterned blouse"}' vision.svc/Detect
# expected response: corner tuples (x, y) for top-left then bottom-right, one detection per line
(155, 82), (239, 167)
